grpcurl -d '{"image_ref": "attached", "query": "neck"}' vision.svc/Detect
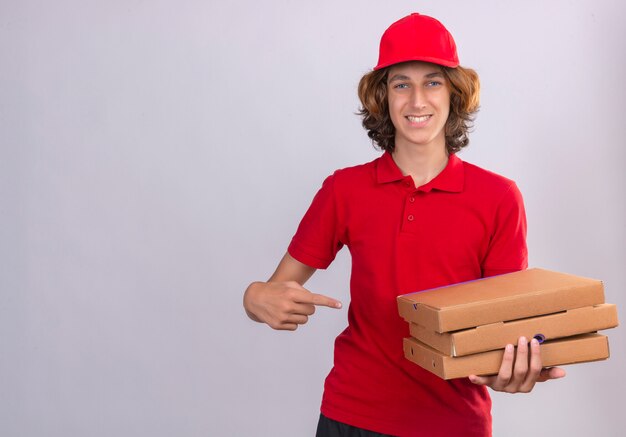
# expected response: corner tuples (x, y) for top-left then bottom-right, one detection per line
(391, 143), (449, 187)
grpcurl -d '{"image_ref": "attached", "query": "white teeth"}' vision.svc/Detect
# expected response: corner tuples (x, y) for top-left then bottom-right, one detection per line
(407, 115), (430, 123)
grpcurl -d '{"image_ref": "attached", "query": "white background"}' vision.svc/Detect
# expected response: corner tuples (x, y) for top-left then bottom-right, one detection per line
(1, 0), (624, 436)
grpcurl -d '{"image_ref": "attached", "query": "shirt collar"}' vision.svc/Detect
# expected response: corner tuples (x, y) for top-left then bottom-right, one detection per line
(376, 151), (465, 193)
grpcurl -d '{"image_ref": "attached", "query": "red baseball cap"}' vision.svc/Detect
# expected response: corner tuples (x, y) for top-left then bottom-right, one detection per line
(374, 13), (459, 70)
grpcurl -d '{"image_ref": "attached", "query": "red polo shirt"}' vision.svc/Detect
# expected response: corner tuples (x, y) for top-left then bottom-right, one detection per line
(288, 152), (528, 437)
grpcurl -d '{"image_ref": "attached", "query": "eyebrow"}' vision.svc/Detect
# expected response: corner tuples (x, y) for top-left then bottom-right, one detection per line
(388, 71), (444, 82)
(425, 71), (444, 79)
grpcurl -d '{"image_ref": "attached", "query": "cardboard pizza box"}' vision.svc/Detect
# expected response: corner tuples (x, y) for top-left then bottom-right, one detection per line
(409, 304), (618, 356)
(397, 268), (604, 333)
(403, 333), (610, 380)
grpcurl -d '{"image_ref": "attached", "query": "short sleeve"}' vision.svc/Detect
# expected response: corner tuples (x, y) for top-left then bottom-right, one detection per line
(481, 182), (528, 278)
(288, 174), (345, 269)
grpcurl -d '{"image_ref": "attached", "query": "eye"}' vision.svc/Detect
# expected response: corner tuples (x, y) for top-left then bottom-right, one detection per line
(426, 80), (443, 87)
(393, 83), (409, 89)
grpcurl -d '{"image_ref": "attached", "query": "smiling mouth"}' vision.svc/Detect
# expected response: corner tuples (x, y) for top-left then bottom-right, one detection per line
(406, 115), (431, 123)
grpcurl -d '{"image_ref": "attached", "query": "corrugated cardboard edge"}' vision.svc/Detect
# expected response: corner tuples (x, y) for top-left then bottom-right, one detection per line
(409, 303), (619, 356)
(403, 333), (610, 380)
(398, 300), (441, 331)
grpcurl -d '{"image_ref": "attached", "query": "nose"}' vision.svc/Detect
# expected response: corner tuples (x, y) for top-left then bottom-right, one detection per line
(409, 87), (426, 109)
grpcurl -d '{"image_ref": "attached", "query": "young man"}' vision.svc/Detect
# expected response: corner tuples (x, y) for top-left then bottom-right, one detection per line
(244, 13), (565, 437)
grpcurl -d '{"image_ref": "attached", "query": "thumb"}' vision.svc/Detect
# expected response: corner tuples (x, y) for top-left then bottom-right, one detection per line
(538, 367), (566, 382)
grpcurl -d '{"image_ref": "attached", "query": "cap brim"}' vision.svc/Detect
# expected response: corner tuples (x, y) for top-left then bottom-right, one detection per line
(374, 55), (459, 70)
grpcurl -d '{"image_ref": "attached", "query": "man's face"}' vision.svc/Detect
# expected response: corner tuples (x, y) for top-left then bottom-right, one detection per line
(387, 61), (450, 152)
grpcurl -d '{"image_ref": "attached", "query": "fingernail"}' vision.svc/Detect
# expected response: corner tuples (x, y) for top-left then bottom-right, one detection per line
(520, 336), (527, 344)
(505, 344), (514, 352)
(335, 302), (342, 309)
(531, 338), (539, 346)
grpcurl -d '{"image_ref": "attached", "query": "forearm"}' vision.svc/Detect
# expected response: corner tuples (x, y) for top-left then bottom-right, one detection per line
(267, 252), (317, 284)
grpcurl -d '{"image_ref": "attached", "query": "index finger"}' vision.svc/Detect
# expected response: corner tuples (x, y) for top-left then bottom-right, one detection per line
(296, 292), (342, 309)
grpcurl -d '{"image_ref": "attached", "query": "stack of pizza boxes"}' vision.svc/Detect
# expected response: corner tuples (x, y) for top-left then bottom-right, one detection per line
(396, 268), (619, 379)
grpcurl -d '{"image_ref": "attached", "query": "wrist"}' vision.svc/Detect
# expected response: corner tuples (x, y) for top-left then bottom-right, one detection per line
(243, 281), (264, 322)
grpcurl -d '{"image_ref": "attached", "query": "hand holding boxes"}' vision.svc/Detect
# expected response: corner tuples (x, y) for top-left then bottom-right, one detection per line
(397, 268), (619, 380)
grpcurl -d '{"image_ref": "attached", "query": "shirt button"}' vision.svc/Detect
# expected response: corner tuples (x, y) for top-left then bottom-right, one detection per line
(407, 215), (414, 221)
(409, 197), (415, 203)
